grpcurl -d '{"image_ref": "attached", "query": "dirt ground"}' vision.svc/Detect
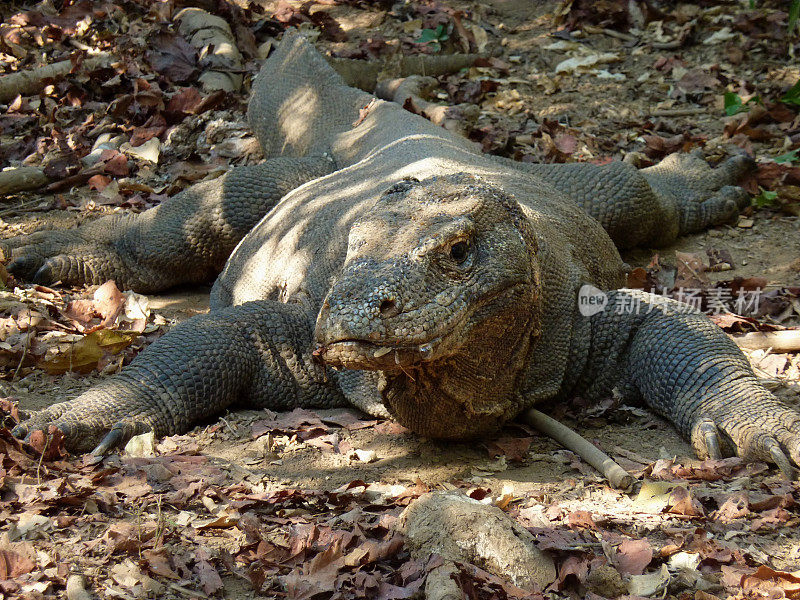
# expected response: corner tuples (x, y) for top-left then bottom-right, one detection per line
(2, 0), (800, 598)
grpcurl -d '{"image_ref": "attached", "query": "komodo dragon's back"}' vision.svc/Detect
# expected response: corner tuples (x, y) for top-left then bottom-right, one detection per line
(211, 31), (623, 311)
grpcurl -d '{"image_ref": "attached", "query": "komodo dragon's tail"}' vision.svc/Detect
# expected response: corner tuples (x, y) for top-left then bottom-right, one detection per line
(247, 29), (373, 160)
(248, 30), (481, 161)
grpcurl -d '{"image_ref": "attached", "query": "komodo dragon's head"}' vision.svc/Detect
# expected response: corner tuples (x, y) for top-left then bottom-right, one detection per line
(315, 173), (543, 439)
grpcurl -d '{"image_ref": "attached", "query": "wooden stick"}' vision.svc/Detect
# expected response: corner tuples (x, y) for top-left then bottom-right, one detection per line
(0, 54), (112, 103)
(523, 408), (634, 490)
(732, 330), (800, 353)
(651, 107), (708, 117)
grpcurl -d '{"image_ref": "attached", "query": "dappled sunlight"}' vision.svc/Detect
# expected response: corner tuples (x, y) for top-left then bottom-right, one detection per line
(278, 84), (319, 156)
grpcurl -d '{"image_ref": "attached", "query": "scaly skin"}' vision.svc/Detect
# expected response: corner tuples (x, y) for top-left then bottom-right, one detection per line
(6, 32), (797, 475)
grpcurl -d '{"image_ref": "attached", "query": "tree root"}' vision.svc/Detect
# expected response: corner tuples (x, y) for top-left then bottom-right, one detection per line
(524, 408), (634, 490)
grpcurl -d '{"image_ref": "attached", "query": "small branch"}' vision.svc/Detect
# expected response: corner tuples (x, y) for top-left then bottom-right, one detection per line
(523, 408), (634, 490)
(732, 330), (800, 353)
(0, 53), (112, 103)
(582, 25), (639, 44)
(651, 40), (684, 50)
(44, 164), (105, 193)
(651, 107), (708, 117)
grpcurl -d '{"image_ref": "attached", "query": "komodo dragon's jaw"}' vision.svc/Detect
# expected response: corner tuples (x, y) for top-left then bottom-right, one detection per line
(313, 173), (542, 438)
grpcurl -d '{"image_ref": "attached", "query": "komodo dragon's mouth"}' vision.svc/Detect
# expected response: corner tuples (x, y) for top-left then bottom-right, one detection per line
(314, 336), (446, 371)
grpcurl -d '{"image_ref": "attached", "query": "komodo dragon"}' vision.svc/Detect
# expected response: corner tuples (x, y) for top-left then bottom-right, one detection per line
(4, 31), (800, 475)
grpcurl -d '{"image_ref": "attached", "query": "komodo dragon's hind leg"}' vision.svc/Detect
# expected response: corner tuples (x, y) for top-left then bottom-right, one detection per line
(640, 150), (754, 236)
(11, 300), (348, 454)
(0, 156), (334, 293)
(496, 151), (753, 249)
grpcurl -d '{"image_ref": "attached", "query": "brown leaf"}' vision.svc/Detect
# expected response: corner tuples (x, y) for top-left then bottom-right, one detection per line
(0, 548), (35, 578)
(670, 457), (747, 481)
(676, 68), (720, 93)
(147, 32), (198, 82)
(613, 538), (653, 576)
(675, 251), (709, 290)
(713, 492), (750, 521)
(88, 174), (112, 191)
(103, 522), (157, 555)
(567, 510), (598, 529)
(166, 87), (203, 115)
(93, 280), (126, 326)
(40, 329), (139, 374)
(741, 566), (800, 598)
(554, 133), (578, 155)
(486, 436), (533, 462)
(320, 409), (378, 430)
(142, 549), (180, 579)
(555, 554), (591, 590)
(63, 298), (98, 326)
(252, 408), (330, 440)
(100, 149), (130, 177)
(27, 426), (67, 460)
(751, 507), (796, 531)
(709, 312), (758, 332)
(194, 547), (224, 596)
(667, 486), (705, 517)
(130, 114), (167, 147)
(626, 267), (649, 289)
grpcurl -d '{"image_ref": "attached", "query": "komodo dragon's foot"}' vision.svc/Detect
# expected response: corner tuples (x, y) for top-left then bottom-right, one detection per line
(9, 400), (153, 456)
(643, 150), (754, 234)
(690, 397), (800, 478)
(0, 223), (131, 290)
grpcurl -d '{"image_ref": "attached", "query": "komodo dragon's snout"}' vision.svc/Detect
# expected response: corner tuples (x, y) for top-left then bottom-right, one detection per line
(314, 173), (540, 376)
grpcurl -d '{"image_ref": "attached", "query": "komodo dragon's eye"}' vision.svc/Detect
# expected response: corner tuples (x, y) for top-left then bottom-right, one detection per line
(449, 240), (470, 264)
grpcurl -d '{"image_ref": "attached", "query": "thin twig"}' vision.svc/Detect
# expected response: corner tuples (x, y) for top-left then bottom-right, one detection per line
(524, 408), (634, 490)
(651, 107), (708, 117)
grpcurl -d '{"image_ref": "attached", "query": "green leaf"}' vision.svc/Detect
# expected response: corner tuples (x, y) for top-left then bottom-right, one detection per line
(790, 0), (800, 36)
(781, 80), (800, 106)
(724, 92), (763, 115)
(417, 25), (449, 43)
(417, 28), (440, 44)
(724, 92), (745, 116)
(775, 149), (799, 164)
(415, 25), (449, 52)
(753, 188), (778, 208)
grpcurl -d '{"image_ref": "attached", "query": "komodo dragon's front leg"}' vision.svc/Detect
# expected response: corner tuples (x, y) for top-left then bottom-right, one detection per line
(569, 289), (800, 476)
(0, 156), (334, 292)
(11, 300), (350, 454)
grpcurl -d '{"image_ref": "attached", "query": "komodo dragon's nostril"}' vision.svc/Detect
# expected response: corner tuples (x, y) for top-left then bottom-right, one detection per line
(379, 298), (400, 318)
